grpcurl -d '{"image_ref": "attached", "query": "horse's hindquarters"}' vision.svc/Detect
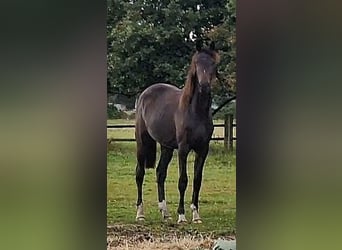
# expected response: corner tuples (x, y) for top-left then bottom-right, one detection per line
(138, 84), (180, 148)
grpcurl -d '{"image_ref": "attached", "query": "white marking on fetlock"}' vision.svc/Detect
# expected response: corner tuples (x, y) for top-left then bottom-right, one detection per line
(136, 203), (145, 221)
(158, 200), (171, 219)
(177, 214), (188, 224)
(190, 204), (202, 223)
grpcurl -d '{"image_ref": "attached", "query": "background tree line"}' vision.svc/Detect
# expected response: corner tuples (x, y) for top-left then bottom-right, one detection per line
(107, 0), (236, 119)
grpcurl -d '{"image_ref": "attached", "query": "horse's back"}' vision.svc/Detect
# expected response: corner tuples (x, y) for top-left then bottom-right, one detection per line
(136, 83), (181, 148)
(138, 83), (180, 102)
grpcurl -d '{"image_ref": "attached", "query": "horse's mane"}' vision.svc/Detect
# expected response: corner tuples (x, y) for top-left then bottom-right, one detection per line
(179, 49), (220, 109)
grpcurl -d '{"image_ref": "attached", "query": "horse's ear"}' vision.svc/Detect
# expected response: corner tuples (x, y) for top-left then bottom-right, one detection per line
(196, 40), (202, 51)
(209, 41), (215, 50)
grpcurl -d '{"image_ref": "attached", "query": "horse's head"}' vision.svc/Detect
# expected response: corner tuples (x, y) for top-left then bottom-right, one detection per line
(192, 41), (220, 93)
(180, 42), (220, 109)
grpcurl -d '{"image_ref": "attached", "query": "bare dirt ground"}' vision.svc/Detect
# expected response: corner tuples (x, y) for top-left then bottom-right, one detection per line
(107, 224), (235, 250)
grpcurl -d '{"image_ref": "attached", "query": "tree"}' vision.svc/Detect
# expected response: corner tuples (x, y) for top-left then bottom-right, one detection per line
(107, 0), (235, 112)
(207, 0), (236, 115)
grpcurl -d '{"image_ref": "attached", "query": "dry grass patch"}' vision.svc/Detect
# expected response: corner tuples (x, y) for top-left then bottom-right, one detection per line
(107, 224), (235, 250)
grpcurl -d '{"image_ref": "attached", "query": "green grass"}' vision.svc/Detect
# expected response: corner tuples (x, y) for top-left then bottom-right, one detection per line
(107, 119), (135, 125)
(107, 141), (236, 236)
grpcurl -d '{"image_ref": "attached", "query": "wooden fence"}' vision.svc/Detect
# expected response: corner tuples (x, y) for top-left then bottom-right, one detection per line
(107, 114), (236, 150)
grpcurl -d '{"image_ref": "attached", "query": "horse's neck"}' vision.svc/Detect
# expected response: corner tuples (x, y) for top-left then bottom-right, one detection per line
(190, 87), (212, 118)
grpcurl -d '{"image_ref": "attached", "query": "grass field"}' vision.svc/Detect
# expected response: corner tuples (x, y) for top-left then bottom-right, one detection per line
(107, 119), (236, 249)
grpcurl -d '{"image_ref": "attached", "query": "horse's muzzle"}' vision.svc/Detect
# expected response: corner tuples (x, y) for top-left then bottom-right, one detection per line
(199, 82), (210, 93)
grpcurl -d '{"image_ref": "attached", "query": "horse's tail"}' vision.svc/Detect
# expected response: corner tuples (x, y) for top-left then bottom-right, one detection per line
(140, 133), (156, 169)
(135, 93), (157, 169)
(136, 125), (156, 169)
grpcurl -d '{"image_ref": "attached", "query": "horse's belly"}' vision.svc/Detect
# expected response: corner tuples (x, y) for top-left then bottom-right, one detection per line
(150, 131), (178, 148)
(147, 122), (178, 148)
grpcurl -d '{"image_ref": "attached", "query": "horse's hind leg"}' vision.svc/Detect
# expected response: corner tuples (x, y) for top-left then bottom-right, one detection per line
(135, 128), (157, 221)
(135, 150), (145, 221)
(156, 146), (174, 220)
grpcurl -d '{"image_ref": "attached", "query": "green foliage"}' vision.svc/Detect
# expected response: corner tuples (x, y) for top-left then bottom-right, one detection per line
(107, 105), (126, 119)
(107, 0), (235, 100)
(215, 101), (236, 120)
(208, 0), (236, 110)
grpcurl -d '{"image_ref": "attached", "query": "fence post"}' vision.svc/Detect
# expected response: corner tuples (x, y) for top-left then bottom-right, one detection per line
(224, 114), (234, 151)
(224, 114), (229, 150)
(229, 115), (234, 150)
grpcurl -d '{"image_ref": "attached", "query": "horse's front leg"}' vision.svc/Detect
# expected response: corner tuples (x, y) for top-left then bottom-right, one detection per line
(190, 147), (209, 223)
(177, 145), (190, 223)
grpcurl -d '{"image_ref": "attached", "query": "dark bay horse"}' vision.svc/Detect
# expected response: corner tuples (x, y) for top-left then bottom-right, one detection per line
(135, 42), (220, 223)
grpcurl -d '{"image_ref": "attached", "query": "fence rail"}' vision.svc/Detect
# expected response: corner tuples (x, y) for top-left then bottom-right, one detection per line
(107, 115), (236, 150)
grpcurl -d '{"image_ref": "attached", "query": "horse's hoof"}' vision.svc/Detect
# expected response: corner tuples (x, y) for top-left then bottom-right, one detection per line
(177, 220), (188, 224)
(160, 209), (171, 220)
(177, 214), (188, 224)
(136, 203), (145, 222)
(163, 217), (172, 223)
(163, 215), (172, 221)
(159, 201), (172, 220)
(136, 216), (145, 222)
(192, 218), (202, 224)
